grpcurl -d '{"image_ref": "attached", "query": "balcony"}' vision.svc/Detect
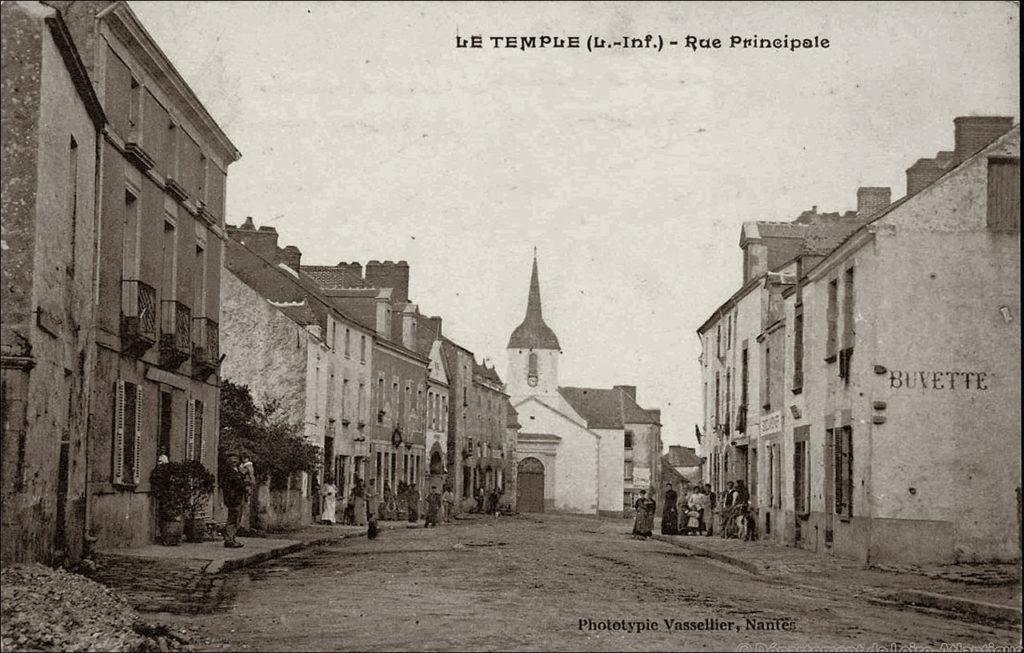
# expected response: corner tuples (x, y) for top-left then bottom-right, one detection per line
(121, 280), (157, 357)
(159, 300), (191, 369)
(191, 317), (219, 379)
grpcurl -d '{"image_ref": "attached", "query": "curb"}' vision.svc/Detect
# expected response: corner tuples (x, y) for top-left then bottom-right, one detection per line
(203, 520), (435, 574)
(651, 534), (762, 575)
(879, 590), (1022, 626)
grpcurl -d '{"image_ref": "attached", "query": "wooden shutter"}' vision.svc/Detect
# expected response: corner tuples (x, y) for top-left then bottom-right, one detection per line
(186, 399), (196, 461)
(988, 158), (1021, 233)
(113, 380), (126, 484)
(133, 384), (143, 484)
(194, 400), (204, 463)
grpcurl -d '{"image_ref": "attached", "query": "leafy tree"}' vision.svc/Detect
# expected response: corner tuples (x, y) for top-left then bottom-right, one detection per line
(219, 380), (321, 489)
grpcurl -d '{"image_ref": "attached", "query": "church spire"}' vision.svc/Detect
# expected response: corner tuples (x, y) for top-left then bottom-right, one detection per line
(507, 250), (560, 350)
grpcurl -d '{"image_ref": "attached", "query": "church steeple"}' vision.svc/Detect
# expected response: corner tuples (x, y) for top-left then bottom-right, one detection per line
(507, 250), (560, 350)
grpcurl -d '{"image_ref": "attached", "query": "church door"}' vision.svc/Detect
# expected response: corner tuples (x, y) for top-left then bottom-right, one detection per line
(517, 457), (545, 512)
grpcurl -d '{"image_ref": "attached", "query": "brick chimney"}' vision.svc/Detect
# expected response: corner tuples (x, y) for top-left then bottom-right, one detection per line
(337, 261), (363, 280)
(906, 158), (947, 197)
(277, 245), (301, 270)
(364, 260), (410, 303)
(856, 187), (891, 219)
(954, 116), (1015, 164)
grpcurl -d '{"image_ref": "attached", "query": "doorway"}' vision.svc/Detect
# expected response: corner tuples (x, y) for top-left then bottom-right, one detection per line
(517, 457), (545, 512)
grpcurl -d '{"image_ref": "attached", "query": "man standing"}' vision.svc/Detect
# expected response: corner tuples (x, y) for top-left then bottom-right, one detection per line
(221, 453), (247, 548)
(441, 485), (455, 523)
(704, 483), (716, 537)
(366, 477), (380, 540)
(240, 454), (258, 533)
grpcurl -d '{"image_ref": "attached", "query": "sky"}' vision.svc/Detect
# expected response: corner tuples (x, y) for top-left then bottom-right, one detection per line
(130, 1), (1019, 450)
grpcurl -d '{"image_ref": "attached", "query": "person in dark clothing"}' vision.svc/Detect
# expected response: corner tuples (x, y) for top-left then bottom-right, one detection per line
(407, 484), (420, 522)
(221, 453), (248, 548)
(704, 483), (716, 537)
(661, 484), (679, 535)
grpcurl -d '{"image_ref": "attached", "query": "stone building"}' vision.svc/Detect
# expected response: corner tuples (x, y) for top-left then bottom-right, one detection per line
(698, 199), (880, 536)
(35, 0), (240, 552)
(503, 401), (521, 511)
(471, 360), (511, 500)
(304, 262), (431, 500)
(698, 116), (1019, 565)
(507, 254), (662, 516)
(1, 1), (105, 566)
(439, 336), (478, 508)
(221, 220), (375, 524)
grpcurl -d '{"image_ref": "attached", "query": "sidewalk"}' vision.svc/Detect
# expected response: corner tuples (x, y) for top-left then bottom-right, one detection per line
(651, 530), (1022, 626)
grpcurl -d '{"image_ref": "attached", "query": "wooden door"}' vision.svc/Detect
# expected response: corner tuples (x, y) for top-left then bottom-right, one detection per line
(517, 458), (545, 513)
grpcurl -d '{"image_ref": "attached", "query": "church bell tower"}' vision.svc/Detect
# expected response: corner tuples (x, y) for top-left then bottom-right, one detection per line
(506, 251), (561, 401)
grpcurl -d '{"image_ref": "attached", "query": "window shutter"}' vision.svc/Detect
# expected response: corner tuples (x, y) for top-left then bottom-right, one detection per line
(133, 384), (143, 485)
(113, 380), (126, 484)
(195, 400), (204, 463)
(186, 399), (196, 461)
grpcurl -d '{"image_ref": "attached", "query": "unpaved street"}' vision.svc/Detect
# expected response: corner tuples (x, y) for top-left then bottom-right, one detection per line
(155, 515), (1020, 651)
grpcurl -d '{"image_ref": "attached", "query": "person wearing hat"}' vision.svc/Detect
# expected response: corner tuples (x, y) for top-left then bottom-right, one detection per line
(221, 453), (248, 548)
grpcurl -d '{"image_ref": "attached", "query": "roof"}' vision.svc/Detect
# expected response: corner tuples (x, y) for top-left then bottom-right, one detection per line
(664, 446), (702, 468)
(507, 255), (560, 350)
(621, 393), (660, 425)
(558, 387), (624, 429)
(518, 432), (562, 442)
(474, 360), (504, 386)
(506, 403), (521, 428)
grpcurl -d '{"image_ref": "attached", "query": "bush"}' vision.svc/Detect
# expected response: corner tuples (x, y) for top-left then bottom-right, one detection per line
(150, 460), (215, 520)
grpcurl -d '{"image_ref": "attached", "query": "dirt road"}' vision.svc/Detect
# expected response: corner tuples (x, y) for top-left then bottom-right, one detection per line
(155, 514), (1021, 651)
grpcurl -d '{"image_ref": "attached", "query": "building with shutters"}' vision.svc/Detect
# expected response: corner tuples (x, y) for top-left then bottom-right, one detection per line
(506, 254), (662, 516)
(698, 116), (1019, 565)
(1, 0), (105, 566)
(221, 219), (375, 525)
(51, 1), (241, 551)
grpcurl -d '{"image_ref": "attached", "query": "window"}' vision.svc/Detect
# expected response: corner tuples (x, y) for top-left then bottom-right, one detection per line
(112, 380), (142, 486)
(740, 344), (749, 407)
(825, 279), (838, 361)
(161, 219), (177, 301)
(360, 335), (366, 363)
(186, 399), (204, 462)
(793, 434), (809, 514)
(624, 431), (634, 449)
(67, 137), (78, 278)
(123, 189), (140, 280)
(716, 324), (722, 358)
(194, 243), (207, 317)
(839, 268), (855, 383)
(345, 328), (351, 357)
(624, 461), (634, 480)
(441, 396), (448, 430)
(714, 371), (720, 428)
(792, 304), (804, 393)
(342, 379), (349, 420)
(987, 158), (1020, 233)
(724, 368), (732, 432)
(762, 346), (772, 411)
(167, 122), (178, 177)
(357, 383), (365, 422)
(128, 78), (141, 138)
(834, 426), (853, 519)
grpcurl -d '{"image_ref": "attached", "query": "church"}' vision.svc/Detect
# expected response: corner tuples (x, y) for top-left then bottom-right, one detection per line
(507, 255), (663, 517)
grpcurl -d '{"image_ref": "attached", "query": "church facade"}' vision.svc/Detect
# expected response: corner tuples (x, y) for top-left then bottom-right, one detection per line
(506, 256), (662, 517)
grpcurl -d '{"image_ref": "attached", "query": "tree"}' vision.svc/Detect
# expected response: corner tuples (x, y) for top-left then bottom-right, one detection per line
(219, 380), (321, 489)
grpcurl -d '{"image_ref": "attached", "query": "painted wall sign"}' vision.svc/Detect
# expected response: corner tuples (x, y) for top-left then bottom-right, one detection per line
(888, 370), (989, 390)
(633, 467), (651, 489)
(759, 411), (782, 435)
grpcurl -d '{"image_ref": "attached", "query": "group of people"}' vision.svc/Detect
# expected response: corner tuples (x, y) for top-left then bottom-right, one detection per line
(658, 480), (754, 540)
(316, 476), (458, 534)
(220, 452), (259, 548)
(474, 486), (505, 516)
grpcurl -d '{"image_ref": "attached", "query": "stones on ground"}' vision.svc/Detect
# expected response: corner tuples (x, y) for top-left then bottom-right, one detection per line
(0, 563), (189, 652)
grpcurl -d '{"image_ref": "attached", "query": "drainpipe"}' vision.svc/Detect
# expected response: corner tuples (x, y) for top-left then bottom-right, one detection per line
(83, 122), (105, 555)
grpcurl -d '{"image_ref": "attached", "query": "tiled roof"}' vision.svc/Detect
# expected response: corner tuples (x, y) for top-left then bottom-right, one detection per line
(621, 393), (659, 425)
(558, 387), (625, 429)
(506, 402), (521, 428)
(664, 445), (702, 468)
(474, 360), (504, 385)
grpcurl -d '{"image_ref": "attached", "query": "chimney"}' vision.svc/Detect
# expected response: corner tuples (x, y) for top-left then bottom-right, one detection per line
(233, 219), (279, 262)
(954, 116), (1014, 164)
(906, 158), (946, 197)
(277, 245), (301, 270)
(364, 260), (410, 303)
(425, 315), (443, 339)
(614, 385), (637, 400)
(856, 187), (891, 219)
(401, 306), (417, 350)
(740, 222), (767, 284)
(338, 262), (363, 280)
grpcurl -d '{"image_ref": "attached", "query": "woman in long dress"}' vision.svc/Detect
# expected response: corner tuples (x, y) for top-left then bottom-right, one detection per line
(352, 481), (367, 526)
(661, 484), (679, 535)
(632, 491), (648, 539)
(319, 478), (337, 524)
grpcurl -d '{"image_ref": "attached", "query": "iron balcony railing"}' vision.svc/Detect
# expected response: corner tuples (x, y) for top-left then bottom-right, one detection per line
(159, 300), (191, 369)
(191, 316), (219, 378)
(121, 279), (157, 357)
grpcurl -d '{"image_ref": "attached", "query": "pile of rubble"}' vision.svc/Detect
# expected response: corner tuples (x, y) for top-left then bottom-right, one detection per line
(0, 564), (190, 652)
